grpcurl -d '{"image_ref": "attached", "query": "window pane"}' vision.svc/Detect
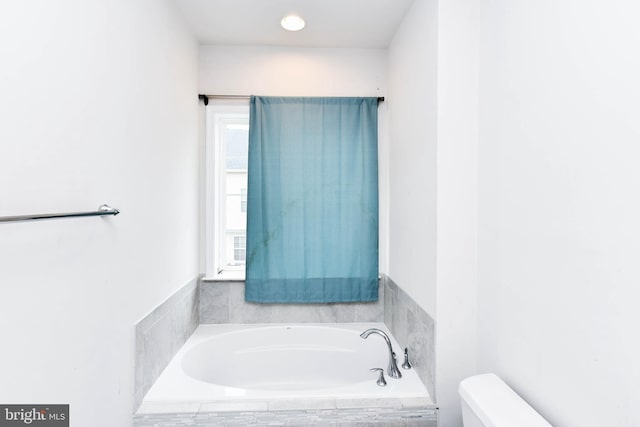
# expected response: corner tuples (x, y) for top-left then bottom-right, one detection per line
(234, 234), (246, 262)
(240, 188), (247, 213)
(225, 123), (249, 170)
(222, 119), (248, 268)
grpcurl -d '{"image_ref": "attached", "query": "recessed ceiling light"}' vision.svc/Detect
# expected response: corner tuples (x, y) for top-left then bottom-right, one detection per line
(281, 14), (305, 32)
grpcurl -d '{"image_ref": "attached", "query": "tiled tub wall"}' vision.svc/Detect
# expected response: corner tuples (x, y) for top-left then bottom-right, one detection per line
(199, 279), (384, 323)
(383, 275), (436, 401)
(134, 278), (199, 410)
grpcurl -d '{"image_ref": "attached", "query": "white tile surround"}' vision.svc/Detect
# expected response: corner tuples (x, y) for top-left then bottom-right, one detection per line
(135, 275), (437, 425)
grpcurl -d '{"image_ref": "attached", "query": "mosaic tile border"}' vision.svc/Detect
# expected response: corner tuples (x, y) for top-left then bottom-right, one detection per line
(134, 406), (438, 426)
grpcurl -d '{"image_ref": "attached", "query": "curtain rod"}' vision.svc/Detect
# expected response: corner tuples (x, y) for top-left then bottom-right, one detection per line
(198, 94), (384, 106)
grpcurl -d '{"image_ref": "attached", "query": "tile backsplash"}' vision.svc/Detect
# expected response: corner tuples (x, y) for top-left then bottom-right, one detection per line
(134, 277), (199, 411)
(199, 280), (384, 324)
(383, 275), (436, 401)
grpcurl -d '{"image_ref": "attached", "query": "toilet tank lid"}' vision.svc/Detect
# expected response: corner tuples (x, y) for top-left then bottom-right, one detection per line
(459, 374), (552, 427)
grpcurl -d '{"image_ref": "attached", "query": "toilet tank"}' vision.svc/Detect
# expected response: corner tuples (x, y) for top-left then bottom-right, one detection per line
(459, 374), (552, 427)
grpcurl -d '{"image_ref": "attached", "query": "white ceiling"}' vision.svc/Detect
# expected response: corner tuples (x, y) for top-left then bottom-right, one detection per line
(172, 0), (415, 49)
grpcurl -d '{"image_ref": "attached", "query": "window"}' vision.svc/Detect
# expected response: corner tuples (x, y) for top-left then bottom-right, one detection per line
(233, 234), (246, 262)
(240, 188), (247, 213)
(205, 100), (249, 279)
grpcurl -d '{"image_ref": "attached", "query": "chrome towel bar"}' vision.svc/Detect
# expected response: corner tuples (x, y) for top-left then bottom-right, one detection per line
(0, 204), (119, 223)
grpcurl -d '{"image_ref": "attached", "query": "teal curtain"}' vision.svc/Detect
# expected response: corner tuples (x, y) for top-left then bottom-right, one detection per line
(245, 96), (379, 303)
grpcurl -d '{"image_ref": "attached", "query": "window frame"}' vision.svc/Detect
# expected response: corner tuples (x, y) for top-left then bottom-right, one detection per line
(204, 99), (250, 280)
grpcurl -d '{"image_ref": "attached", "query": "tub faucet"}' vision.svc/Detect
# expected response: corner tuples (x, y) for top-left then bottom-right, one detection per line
(360, 328), (402, 379)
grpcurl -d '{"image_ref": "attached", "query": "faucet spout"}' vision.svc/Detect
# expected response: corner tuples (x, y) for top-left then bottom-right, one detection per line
(360, 328), (402, 379)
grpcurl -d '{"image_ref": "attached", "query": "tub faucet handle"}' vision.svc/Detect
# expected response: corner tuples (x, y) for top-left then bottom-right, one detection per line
(360, 328), (402, 379)
(402, 347), (412, 370)
(369, 368), (387, 387)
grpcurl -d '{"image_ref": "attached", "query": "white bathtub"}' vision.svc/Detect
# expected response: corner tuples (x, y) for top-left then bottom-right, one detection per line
(138, 323), (432, 414)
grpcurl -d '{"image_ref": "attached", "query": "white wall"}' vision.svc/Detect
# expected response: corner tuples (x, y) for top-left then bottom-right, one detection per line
(0, 2), (199, 426)
(435, 0), (480, 425)
(199, 46), (387, 98)
(478, 1), (640, 426)
(199, 46), (390, 272)
(387, 0), (439, 316)
(389, 1), (479, 425)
